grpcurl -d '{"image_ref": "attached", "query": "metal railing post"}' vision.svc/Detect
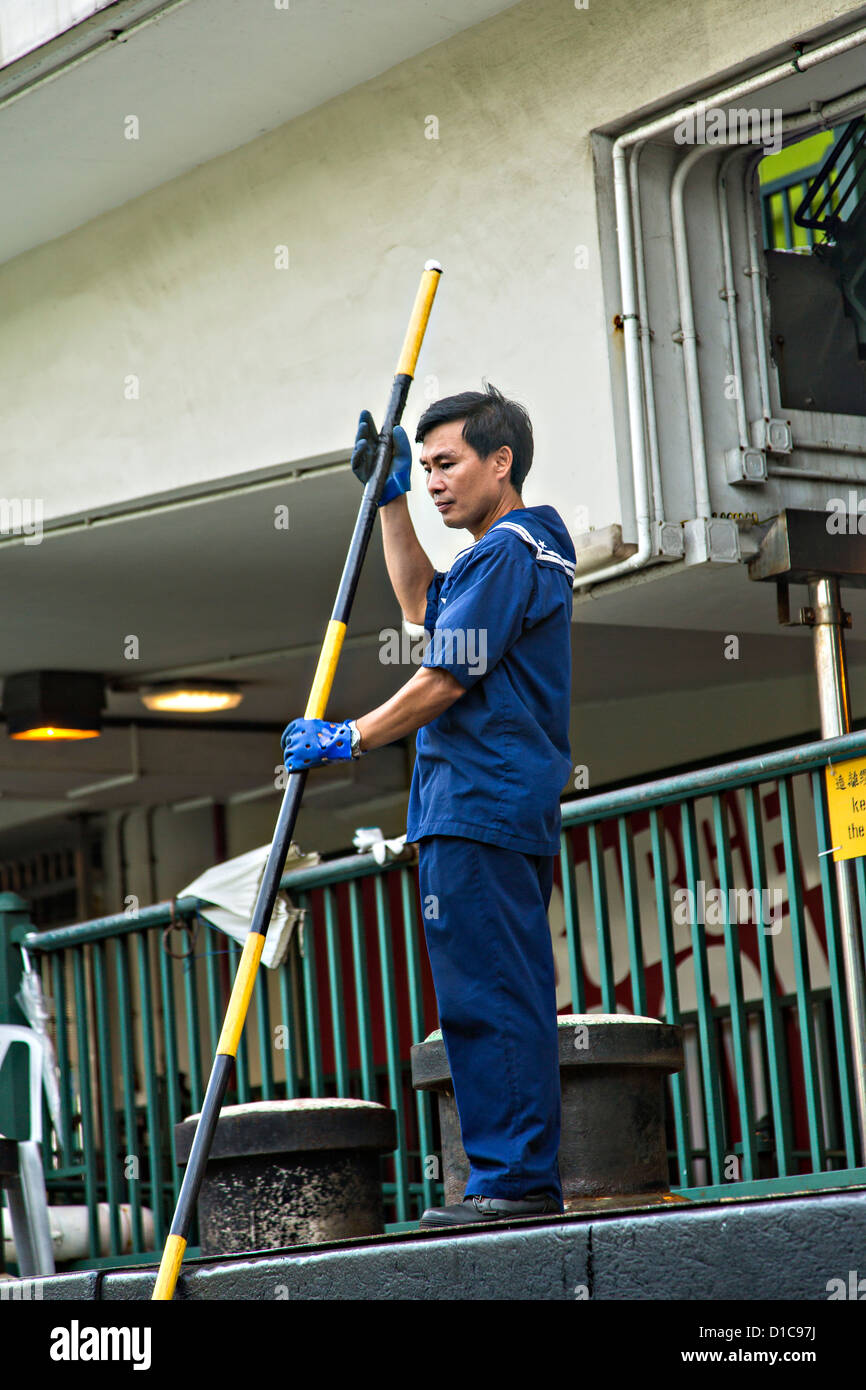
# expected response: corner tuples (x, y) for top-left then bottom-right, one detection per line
(809, 575), (866, 1160)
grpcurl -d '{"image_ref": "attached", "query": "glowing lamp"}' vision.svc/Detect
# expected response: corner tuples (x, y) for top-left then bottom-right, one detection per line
(3, 671), (104, 740)
(140, 682), (244, 714)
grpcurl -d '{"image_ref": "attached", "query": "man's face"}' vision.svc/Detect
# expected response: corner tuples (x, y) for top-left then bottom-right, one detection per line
(419, 419), (513, 531)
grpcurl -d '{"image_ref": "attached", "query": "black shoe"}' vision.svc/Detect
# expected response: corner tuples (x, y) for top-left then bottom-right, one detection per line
(419, 1193), (562, 1228)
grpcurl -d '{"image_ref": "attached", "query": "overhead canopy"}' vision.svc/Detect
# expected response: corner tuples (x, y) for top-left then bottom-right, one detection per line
(0, 0), (518, 265)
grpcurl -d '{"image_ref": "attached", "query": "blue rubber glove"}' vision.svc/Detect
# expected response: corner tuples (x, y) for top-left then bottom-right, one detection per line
(281, 717), (356, 771)
(350, 409), (412, 507)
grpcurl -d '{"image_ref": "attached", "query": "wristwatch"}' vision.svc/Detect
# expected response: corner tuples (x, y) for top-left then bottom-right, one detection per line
(349, 720), (363, 758)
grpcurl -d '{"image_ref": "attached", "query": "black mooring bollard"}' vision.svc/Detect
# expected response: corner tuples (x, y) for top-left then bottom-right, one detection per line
(174, 1098), (397, 1255)
(411, 1014), (685, 1209)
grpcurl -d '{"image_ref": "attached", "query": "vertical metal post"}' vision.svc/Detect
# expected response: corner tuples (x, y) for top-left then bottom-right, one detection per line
(809, 575), (866, 1158)
(0, 894), (33, 1141)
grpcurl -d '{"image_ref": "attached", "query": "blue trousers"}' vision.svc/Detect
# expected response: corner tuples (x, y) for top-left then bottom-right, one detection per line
(418, 834), (562, 1206)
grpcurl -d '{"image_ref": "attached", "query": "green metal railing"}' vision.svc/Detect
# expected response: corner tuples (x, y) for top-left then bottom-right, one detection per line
(558, 725), (866, 1197)
(2, 724), (866, 1269)
(759, 121), (862, 251)
(0, 854), (441, 1268)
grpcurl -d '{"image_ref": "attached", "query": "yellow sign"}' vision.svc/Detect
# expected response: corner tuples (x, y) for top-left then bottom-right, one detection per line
(825, 757), (866, 861)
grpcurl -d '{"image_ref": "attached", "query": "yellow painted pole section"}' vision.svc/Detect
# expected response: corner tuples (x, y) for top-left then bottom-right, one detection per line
(216, 930), (266, 1055)
(304, 618), (347, 721)
(395, 265), (442, 378)
(152, 1234), (187, 1301)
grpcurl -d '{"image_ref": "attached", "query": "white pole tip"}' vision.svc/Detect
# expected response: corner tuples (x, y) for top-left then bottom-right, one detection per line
(424, 259), (443, 272)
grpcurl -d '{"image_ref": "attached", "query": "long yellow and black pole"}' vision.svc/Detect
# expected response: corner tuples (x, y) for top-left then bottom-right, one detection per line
(151, 259), (442, 1301)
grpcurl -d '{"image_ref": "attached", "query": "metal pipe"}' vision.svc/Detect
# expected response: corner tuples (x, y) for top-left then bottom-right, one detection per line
(671, 145), (714, 519)
(20, 848), (399, 953)
(768, 465), (866, 483)
(717, 147), (753, 452)
(808, 575), (866, 1156)
(144, 805), (159, 904)
(777, 437), (866, 455)
(743, 149), (773, 422)
(574, 135), (654, 586)
(629, 140), (664, 527)
(116, 811), (130, 906)
(2, 1202), (155, 1263)
(611, 25), (866, 152)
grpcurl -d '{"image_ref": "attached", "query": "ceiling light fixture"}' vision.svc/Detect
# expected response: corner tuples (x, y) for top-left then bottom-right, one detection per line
(139, 681), (244, 714)
(3, 671), (104, 740)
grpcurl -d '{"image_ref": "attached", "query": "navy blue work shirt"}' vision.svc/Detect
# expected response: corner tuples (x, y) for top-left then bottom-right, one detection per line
(405, 504), (575, 856)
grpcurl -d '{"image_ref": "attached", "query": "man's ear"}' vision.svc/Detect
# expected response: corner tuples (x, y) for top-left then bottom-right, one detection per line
(493, 444), (513, 481)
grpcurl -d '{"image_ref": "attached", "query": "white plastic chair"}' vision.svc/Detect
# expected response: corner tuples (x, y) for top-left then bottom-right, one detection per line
(0, 1025), (55, 1276)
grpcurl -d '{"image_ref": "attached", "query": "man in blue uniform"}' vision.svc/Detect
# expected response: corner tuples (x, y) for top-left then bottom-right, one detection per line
(282, 384), (575, 1226)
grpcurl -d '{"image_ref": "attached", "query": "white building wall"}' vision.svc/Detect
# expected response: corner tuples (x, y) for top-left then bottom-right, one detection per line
(3, 0), (862, 570)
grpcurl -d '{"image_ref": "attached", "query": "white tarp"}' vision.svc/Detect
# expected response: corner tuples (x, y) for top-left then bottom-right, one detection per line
(179, 842), (320, 969)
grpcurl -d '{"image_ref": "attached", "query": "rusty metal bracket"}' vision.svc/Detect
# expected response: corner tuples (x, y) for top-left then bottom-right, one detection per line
(776, 580), (851, 629)
(161, 898), (198, 960)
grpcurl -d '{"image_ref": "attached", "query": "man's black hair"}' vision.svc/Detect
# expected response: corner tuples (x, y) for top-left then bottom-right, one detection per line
(415, 382), (533, 493)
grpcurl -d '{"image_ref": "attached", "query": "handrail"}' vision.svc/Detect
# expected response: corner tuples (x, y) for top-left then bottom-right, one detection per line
(19, 847), (409, 952)
(561, 726), (866, 827)
(793, 115), (866, 234)
(22, 726), (866, 948)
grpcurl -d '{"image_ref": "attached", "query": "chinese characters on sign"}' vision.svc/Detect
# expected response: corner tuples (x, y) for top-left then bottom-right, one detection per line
(825, 758), (866, 861)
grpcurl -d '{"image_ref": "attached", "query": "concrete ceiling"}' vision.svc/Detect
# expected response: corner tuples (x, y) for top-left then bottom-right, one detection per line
(7, 459), (866, 699)
(0, 0), (520, 265)
(1, 461), (864, 835)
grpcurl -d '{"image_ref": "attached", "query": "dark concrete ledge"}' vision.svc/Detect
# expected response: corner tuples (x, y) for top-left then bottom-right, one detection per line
(10, 1185), (866, 1301)
(0, 1271), (99, 1301)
